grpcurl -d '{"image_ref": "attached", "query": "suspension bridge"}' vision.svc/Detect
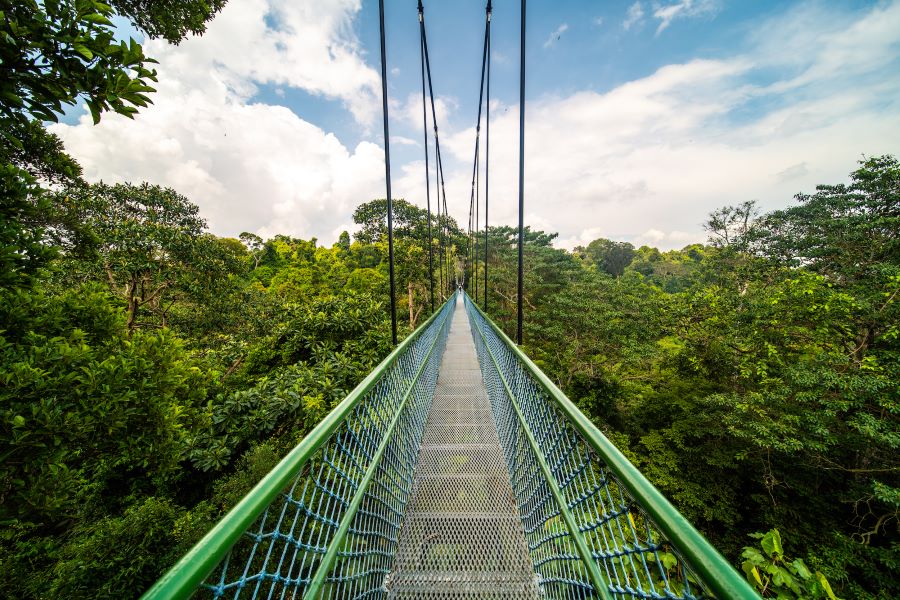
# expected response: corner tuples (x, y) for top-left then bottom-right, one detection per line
(144, 1), (759, 598)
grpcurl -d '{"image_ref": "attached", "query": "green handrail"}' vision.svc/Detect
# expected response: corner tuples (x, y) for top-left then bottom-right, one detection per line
(465, 293), (758, 600)
(142, 297), (453, 600)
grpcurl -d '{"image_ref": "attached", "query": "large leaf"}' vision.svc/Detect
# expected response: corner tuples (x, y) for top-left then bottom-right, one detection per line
(761, 528), (784, 560)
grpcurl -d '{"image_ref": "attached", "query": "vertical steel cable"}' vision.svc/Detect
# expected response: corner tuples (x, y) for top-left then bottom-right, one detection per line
(418, 1), (434, 314)
(436, 147), (447, 297)
(420, 12), (448, 301)
(517, 0), (526, 344)
(485, 0), (491, 310)
(475, 144), (479, 302)
(441, 179), (451, 293)
(437, 150), (444, 298)
(378, 0), (397, 344)
(467, 4), (491, 310)
(471, 140), (479, 301)
(468, 175), (474, 291)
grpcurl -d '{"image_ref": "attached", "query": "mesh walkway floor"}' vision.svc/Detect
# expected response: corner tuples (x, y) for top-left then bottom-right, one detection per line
(386, 296), (539, 599)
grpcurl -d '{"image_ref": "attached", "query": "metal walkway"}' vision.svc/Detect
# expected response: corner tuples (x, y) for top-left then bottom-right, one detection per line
(387, 296), (538, 598)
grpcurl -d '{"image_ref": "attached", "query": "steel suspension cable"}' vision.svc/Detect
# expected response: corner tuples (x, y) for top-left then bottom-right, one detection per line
(435, 140), (446, 298)
(378, 0), (397, 345)
(467, 143), (479, 299)
(475, 144), (480, 302)
(418, 1), (434, 314)
(420, 11), (451, 299)
(466, 2), (491, 307)
(467, 173), (474, 290)
(467, 153), (474, 292)
(469, 140), (479, 300)
(484, 0), (491, 310)
(440, 161), (451, 293)
(517, 0), (526, 344)
(437, 151), (444, 298)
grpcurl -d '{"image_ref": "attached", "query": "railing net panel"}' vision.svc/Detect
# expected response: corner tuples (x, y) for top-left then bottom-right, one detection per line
(465, 295), (710, 600)
(198, 300), (452, 599)
(387, 295), (539, 599)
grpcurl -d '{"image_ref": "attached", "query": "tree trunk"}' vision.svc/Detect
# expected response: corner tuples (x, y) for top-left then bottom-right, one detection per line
(125, 279), (138, 332)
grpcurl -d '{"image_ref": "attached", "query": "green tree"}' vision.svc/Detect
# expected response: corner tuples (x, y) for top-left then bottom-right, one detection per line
(353, 198), (462, 320)
(741, 529), (837, 599)
(239, 231), (264, 270)
(753, 156), (899, 283)
(0, 0), (228, 299)
(62, 182), (207, 329)
(704, 199), (759, 249)
(1, 120), (83, 185)
(581, 238), (636, 277)
(353, 198), (436, 244)
(753, 155), (900, 363)
(0, 165), (53, 289)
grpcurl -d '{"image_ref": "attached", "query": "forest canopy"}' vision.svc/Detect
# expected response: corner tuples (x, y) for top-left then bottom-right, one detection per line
(1, 1), (898, 597)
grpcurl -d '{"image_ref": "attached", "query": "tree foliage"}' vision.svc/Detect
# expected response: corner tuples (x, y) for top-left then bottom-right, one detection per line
(479, 157), (899, 599)
(580, 238), (636, 277)
(0, 191), (409, 597)
(110, 0), (228, 44)
(742, 529), (838, 599)
(0, 0), (158, 131)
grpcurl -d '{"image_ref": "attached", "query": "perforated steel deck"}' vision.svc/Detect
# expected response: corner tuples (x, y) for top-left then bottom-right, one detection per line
(387, 297), (539, 599)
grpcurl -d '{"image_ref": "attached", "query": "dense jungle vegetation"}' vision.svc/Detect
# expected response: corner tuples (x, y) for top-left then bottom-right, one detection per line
(1, 1), (897, 597)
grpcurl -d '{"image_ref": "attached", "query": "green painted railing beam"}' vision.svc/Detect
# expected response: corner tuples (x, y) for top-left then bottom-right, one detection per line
(142, 298), (453, 600)
(303, 307), (449, 598)
(465, 293), (759, 600)
(469, 297), (613, 600)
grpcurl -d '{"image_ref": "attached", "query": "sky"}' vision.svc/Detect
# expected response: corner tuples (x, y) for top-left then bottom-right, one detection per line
(50, 0), (900, 250)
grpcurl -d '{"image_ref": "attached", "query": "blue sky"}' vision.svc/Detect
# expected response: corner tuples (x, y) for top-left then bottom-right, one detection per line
(52, 0), (900, 249)
(251, 1), (799, 152)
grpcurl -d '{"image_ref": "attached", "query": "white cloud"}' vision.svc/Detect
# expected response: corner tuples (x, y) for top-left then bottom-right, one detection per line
(391, 136), (419, 147)
(51, 0), (385, 242)
(653, 0), (719, 35)
(401, 93), (458, 134)
(623, 2), (645, 31)
(633, 229), (704, 248)
(775, 162), (809, 183)
(543, 23), (569, 49)
(150, 0), (380, 123)
(594, 17), (604, 27)
(54, 97), (385, 241)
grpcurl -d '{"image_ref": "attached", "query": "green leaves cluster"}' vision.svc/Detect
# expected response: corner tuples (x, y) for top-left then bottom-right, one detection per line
(109, 0), (227, 44)
(742, 529), (837, 599)
(0, 0), (157, 129)
(0, 284), (206, 523)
